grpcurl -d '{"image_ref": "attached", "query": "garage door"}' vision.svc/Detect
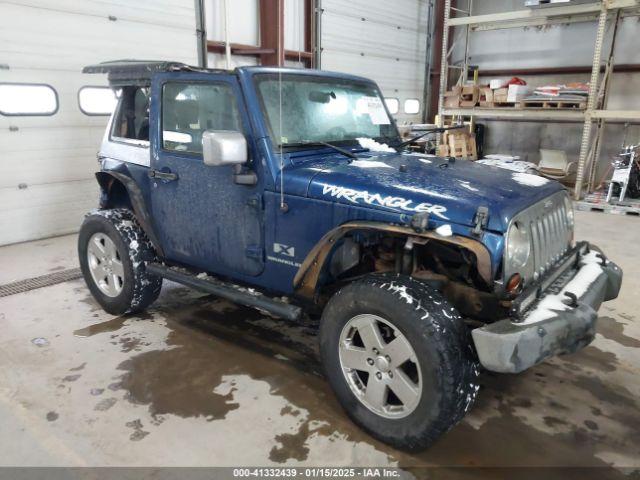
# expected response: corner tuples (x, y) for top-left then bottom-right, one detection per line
(0, 0), (197, 246)
(320, 0), (428, 124)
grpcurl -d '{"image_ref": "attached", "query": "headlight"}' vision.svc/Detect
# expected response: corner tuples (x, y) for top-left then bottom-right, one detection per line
(506, 221), (531, 269)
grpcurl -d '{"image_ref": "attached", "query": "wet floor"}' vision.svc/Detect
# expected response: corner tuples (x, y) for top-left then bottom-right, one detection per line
(7, 283), (636, 475)
(0, 211), (639, 476)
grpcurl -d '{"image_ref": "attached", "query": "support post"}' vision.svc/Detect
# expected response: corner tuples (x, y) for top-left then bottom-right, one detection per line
(260, 0), (285, 66)
(194, 0), (207, 68)
(437, 0), (452, 132)
(574, 4), (608, 199)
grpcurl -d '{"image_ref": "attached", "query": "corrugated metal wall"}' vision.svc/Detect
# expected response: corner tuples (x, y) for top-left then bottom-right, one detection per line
(0, 0), (197, 246)
(1, 0), (429, 245)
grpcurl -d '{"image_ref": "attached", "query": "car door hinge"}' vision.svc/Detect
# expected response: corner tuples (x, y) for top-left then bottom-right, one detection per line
(473, 206), (489, 236)
(245, 245), (264, 260)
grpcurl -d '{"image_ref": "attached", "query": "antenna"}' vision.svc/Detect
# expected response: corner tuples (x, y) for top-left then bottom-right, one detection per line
(278, 0), (286, 212)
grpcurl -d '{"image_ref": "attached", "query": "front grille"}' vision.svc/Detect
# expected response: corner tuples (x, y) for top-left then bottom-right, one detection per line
(504, 191), (572, 284)
(529, 199), (570, 278)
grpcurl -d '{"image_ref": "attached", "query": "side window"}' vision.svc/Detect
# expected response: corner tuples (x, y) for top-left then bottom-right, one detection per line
(112, 86), (150, 142)
(162, 82), (241, 154)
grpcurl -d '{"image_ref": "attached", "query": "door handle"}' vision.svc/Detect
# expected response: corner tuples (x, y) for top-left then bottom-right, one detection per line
(149, 169), (178, 182)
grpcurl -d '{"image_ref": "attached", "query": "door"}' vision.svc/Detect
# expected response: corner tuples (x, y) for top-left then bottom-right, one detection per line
(149, 73), (263, 276)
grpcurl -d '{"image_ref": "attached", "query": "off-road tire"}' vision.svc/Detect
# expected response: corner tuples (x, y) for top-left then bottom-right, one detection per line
(319, 273), (479, 451)
(78, 208), (162, 315)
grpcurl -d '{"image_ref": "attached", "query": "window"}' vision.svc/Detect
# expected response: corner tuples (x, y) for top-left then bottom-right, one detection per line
(0, 83), (58, 116)
(404, 98), (420, 115)
(162, 82), (241, 154)
(111, 86), (150, 143)
(79, 86), (117, 115)
(384, 98), (399, 115)
(254, 73), (397, 147)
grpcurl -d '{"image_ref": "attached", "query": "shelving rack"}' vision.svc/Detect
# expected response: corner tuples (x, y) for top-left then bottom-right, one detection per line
(436, 0), (640, 199)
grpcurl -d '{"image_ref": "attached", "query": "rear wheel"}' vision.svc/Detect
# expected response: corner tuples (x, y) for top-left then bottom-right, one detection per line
(319, 273), (479, 451)
(78, 209), (162, 315)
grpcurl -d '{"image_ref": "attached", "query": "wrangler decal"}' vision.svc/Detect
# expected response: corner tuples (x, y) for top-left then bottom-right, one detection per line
(321, 183), (448, 219)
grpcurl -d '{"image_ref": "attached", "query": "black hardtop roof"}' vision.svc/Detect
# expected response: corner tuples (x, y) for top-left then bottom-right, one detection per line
(83, 60), (376, 88)
(82, 60), (229, 87)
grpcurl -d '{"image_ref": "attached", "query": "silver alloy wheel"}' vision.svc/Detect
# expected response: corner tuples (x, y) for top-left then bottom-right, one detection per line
(339, 314), (422, 419)
(87, 232), (124, 297)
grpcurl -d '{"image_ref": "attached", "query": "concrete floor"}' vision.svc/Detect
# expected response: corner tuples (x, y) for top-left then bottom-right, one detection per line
(0, 210), (639, 476)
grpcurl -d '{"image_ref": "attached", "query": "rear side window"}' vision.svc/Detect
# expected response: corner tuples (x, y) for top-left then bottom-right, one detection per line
(0, 83), (58, 116)
(162, 82), (241, 155)
(111, 86), (150, 143)
(78, 86), (117, 115)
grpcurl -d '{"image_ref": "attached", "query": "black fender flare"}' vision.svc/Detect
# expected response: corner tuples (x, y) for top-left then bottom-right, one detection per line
(95, 171), (164, 257)
(293, 221), (493, 299)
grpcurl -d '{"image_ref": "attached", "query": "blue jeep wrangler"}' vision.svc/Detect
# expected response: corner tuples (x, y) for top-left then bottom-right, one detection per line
(79, 61), (622, 450)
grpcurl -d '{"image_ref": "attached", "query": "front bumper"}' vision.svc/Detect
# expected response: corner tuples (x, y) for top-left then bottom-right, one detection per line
(471, 242), (622, 373)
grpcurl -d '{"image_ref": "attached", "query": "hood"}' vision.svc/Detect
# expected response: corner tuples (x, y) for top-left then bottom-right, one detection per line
(283, 152), (564, 232)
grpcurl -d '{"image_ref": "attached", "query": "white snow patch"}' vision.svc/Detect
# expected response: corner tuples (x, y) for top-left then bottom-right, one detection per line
(350, 159), (393, 169)
(511, 172), (550, 187)
(435, 224), (453, 237)
(459, 180), (479, 192)
(382, 282), (414, 305)
(129, 240), (139, 251)
(517, 251), (605, 325)
(404, 152), (434, 164)
(357, 137), (396, 153)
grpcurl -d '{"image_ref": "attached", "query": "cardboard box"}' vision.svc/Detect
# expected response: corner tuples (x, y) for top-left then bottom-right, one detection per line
(443, 86), (462, 108)
(493, 87), (509, 103)
(489, 79), (507, 89)
(479, 86), (494, 107)
(507, 84), (530, 103)
(460, 85), (479, 108)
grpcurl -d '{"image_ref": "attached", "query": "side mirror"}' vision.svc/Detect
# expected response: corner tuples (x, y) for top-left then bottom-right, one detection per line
(202, 130), (247, 166)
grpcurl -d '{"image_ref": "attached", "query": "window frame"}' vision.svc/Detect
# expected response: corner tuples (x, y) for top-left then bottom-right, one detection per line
(0, 82), (59, 117)
(109, 86), (150, 149)
(384, 97), (399, 115)
(77, 85), (117, 116)
(159, 79), (243, 158)
(403, 98), (421, 115)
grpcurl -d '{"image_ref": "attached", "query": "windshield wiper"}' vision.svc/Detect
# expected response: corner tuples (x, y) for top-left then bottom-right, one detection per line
(280, 141), (358, 160)
(394, 125), (466, 151)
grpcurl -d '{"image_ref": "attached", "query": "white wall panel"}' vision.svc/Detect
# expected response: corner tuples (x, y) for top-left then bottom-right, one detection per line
(321, 0), (429, 123)
(206, 0), (260, 46)
(0, 0), (197, 245)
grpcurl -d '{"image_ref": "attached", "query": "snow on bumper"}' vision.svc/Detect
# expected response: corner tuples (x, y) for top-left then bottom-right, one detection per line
(471, 244), (622, 373)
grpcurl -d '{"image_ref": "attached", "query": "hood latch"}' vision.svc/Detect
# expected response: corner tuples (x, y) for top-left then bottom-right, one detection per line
(473, 206), (489, 236)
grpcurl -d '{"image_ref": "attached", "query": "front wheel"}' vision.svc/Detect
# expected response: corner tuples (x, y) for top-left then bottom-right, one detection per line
(78, 209), (162, 315)
(319, 273), (479, 451)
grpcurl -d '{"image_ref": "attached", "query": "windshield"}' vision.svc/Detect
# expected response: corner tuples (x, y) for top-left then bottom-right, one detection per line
(254, 73), (399, 148)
